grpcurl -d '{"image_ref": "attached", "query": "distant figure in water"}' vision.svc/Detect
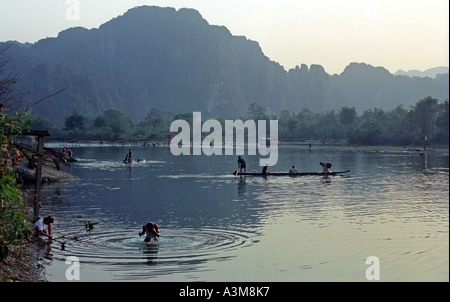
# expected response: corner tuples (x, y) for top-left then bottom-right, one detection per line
(262, 164), (269, 175)
(139, 223), (160, 243)
(320, 162), (332, 172)
(124, 149), (133, 164)
(289, 165), (299, 174)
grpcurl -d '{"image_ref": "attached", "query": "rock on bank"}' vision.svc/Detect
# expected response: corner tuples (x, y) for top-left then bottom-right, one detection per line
(14, 163), (78, 183)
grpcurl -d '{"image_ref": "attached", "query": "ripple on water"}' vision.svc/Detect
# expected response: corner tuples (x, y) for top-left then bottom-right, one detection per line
(49, 227), (259, 280)
(76, 158), (166, 172)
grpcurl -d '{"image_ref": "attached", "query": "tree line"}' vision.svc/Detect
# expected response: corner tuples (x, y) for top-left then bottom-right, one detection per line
(34, 96), (448, 147)
(275, 96), (448, 146)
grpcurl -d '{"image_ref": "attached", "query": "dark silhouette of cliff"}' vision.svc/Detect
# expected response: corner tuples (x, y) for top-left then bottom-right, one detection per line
(3, 6), (448, 125)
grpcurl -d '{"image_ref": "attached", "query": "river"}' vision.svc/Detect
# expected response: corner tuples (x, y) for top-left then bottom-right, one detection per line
(32, 144), (449, 282)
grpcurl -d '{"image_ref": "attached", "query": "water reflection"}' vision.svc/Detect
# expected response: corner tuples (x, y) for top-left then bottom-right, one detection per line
(141, 244), (159, 266)
(321, 174), (331, 185)
(34, 239), (54, 261)
(237, 175), (246, 196)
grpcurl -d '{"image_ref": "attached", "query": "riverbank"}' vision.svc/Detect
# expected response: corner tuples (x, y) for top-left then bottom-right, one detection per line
(0, 195), (46, 282)
(1, 162), (77, 282)
(0, 238), (46, 282)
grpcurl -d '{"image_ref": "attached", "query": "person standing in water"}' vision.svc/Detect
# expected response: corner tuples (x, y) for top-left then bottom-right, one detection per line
(139, 223), (160, 242)
(289, 165), (299, 174)
(124, 149), (133, 164)
(262, 163), (269, 175)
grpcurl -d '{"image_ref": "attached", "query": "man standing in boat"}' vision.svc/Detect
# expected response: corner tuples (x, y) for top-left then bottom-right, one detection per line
(320, 162), (332, 172)
(237, 156), (246, 173)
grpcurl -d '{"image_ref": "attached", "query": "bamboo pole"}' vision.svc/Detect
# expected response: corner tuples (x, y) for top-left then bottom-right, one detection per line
(33, 134), (45, 221)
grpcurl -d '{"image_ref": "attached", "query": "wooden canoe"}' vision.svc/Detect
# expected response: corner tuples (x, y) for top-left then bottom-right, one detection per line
(232, 170), (350, 176)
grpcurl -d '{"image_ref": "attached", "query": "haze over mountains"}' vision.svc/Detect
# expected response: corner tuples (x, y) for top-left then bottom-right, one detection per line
(3, 6), (448, 126)
(394, 67), (449, 79)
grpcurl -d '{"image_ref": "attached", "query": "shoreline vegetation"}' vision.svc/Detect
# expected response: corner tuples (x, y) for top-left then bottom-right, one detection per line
(36, 97), (449, 149)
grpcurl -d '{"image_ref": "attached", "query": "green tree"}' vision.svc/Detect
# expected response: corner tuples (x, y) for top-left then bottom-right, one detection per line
(434, 100), (449, 144)
(414, 96), (438, 142)
(173, 112), (194, 125)
(384, 105), (414, 145)
(140, 108), (165, 128)
(339, 106), (357, 126)
(94, 115), (107, 128)
(138, 108), (170, 139)
(278, 110), (294, 138)
(286, 118), (299, 138)
(64, 112), (86, 130)
(339, 106), (357, 140)
(295, 109), (314, 138)
(247, 103), (266, 120)
(315, 110), (341, 140)
(100, 109), (134, 137)
(352, 117), (384, 145)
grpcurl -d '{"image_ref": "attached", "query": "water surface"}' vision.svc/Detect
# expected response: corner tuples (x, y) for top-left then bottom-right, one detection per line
(35, 145), (449, 281)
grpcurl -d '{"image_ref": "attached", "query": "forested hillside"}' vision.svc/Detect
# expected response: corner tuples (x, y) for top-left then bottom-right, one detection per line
(2, 6), (448, 127)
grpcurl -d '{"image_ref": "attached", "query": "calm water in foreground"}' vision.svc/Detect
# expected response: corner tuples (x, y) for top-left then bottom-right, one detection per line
(33, 145), (448, 282)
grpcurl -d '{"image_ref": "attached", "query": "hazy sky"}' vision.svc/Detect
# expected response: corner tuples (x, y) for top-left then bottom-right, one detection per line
(0, 0), (448, 75)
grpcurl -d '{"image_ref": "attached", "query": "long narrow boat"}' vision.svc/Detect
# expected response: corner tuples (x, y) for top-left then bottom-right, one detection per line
(232, 170), (350, 176)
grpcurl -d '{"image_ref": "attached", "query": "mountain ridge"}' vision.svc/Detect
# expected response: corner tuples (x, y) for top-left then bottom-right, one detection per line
(394, 66), (449, 79)
(2, 6), (448, 126)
